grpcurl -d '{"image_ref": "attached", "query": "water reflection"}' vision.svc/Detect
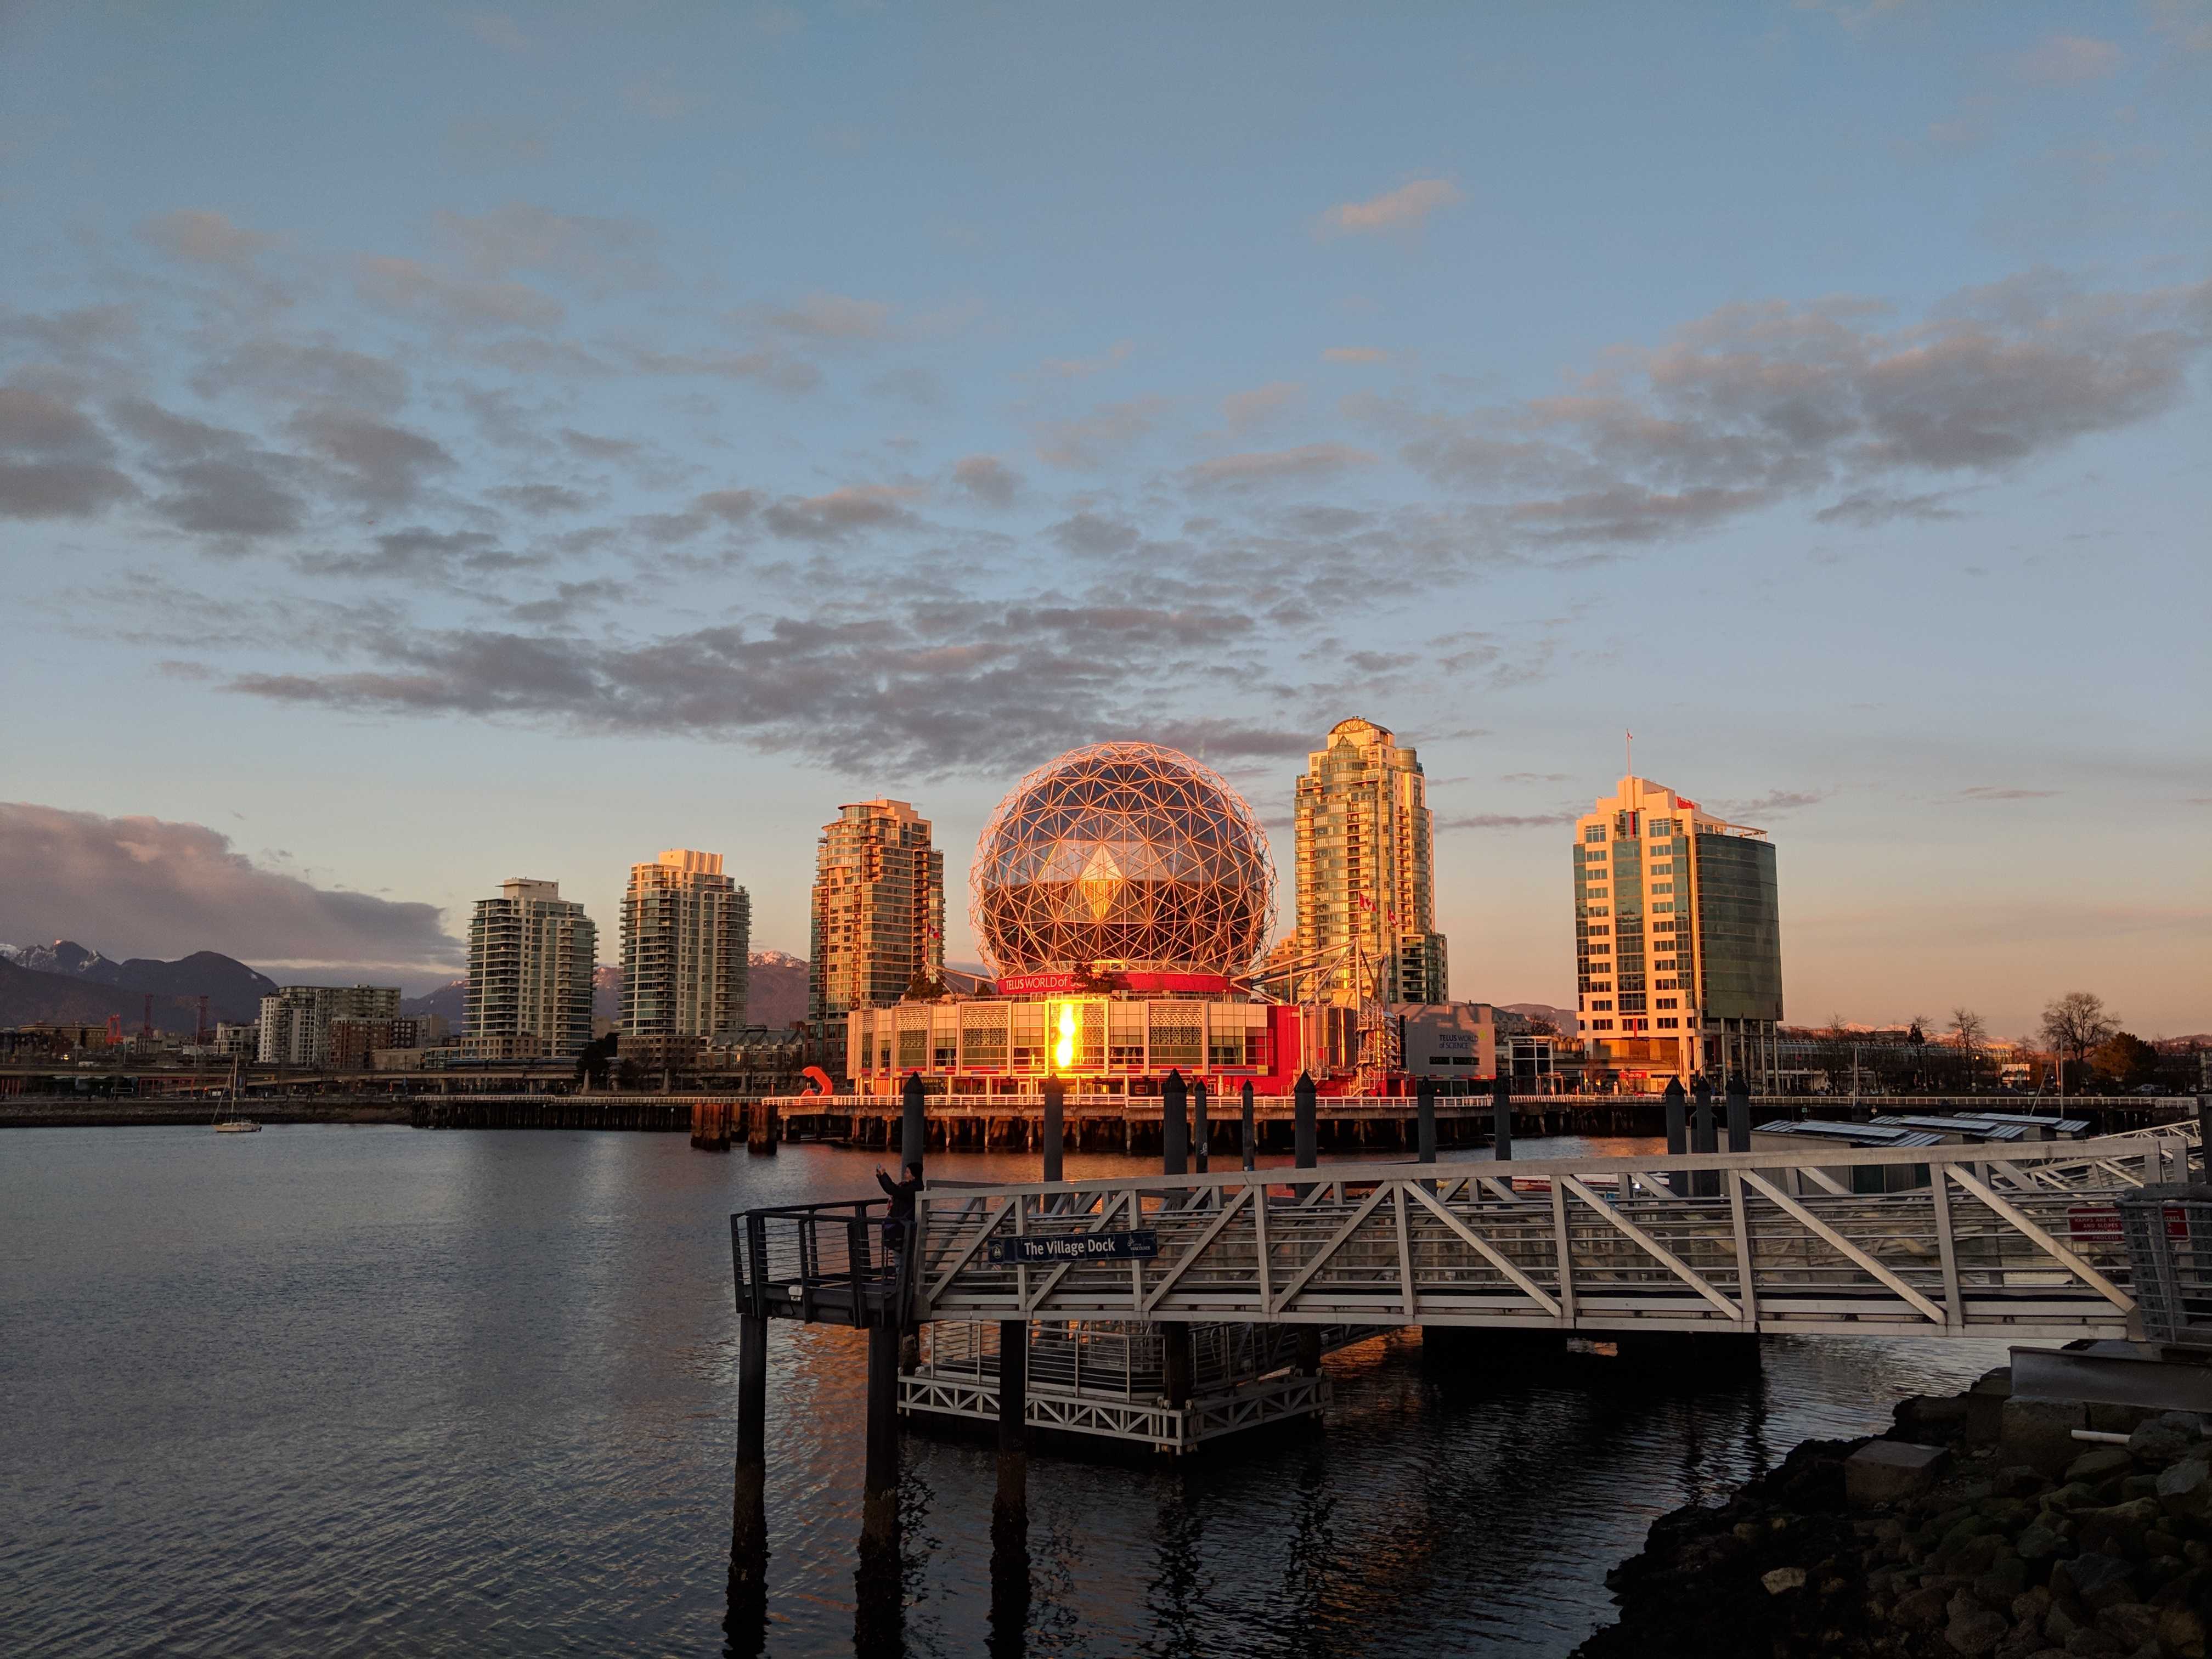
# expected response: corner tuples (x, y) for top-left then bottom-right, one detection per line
(2, 1128), (2019, 1658)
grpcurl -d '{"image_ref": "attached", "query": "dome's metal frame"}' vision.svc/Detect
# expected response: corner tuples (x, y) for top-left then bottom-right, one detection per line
(969, 741), (1277, 979)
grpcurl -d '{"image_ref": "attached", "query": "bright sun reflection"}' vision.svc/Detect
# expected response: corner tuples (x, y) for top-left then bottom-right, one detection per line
(1054, 1003), (1076, 1070)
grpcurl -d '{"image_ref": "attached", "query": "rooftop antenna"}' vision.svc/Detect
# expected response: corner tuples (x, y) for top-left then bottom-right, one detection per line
(1625, 728), (1634, 778)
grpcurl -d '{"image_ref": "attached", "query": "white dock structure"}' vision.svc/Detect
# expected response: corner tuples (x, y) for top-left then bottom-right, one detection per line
(909, 1133), (2196, 1344)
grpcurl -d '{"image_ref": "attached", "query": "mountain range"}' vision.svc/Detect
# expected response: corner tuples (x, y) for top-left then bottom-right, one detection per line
(0, 940), (279, 1032)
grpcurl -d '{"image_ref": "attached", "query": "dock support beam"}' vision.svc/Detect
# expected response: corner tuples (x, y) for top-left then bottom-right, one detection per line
(862, 1323), (900, 1548)
(1294, 1071), (1317, 1170)
(1162, 1069), (1188, 1177)
(1491, 1071), (1513, 1164)
(1163, 1322), (1192, 1408)
(1191, 1079), (1209, 1176)
(726, 1312), (770, 1654)
(1725, 1075), (1752, 1153)
(1041, 1079), (1063, 1184)
(989, 1320), (1031, 1658)
(900, 1073), (926, 1170)
(1692, 1078), (1718, 1197)
(855, 1319), (903, 1657)
(995, 1321), (1028, 1523)
(1416, 1076), (1437, 1164)
(1663, 1077), (1687, 1195)
(1240, 1081), (1256, 1171)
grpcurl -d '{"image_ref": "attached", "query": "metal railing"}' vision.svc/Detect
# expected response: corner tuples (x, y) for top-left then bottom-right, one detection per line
(2120, 1189), (2212, 1346)
(908, 1135), (2192, 1340)
(730, 1198), (910, 1327)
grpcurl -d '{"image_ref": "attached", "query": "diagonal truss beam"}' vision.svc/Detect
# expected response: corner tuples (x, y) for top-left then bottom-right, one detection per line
(927, 1196), (1014, 1300)
(1559, 1175), (1740, 1319)
(1139, 1186), (1252, 1313)
(1948, 1165), (2134, 1312)
(1407, 1182), (1561, 1317)
(1268, 1184), (1393, 1313)
(1736, 1169), (1945, 1324)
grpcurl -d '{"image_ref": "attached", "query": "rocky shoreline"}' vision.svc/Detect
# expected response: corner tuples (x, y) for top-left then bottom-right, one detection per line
(1577, 1365), (2212, 1658)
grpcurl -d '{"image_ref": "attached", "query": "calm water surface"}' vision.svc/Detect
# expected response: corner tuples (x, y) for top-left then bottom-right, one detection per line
(2, 1126), (2018, 1656)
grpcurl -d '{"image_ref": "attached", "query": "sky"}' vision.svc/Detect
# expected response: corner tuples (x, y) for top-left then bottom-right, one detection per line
(1, 1), (2207, 1039)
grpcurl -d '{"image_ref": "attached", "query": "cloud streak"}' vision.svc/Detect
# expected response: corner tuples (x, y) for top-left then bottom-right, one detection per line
(0, 802), (462, 978)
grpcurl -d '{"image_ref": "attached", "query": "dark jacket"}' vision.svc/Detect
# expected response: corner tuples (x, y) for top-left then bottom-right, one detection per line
(877, 1169), (922, 1221)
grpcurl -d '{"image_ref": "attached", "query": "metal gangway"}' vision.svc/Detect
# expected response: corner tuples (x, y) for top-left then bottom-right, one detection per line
(903, 1133), (2198, 1342)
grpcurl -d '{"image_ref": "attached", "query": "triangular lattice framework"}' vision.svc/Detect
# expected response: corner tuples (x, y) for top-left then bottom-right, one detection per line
(970, 742), (1276, 977)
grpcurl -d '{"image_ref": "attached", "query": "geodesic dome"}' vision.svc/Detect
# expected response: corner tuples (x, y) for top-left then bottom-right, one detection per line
(970, 742), (1276, 978)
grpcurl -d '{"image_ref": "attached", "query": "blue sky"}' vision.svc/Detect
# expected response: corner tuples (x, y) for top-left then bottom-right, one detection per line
(2, 1), (2207, 1037)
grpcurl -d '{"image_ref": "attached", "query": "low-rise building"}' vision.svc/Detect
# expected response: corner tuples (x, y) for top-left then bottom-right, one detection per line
(258, 985), (401, 1066)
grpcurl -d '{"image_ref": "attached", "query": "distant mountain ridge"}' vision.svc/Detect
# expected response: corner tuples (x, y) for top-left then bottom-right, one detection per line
(1, 940), (277, 1026)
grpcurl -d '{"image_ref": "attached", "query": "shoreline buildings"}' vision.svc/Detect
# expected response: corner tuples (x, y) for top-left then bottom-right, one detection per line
(619, 849), (749, 1041)
(1292, 718), (1446, 1006)
(256, 984), (400, 1066)
(1573, 775), (1782, 1088)
(466, 877), (598, 1058)
(809, 799), (944, 1062)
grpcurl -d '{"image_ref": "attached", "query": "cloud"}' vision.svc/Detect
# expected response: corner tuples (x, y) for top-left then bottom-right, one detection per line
(354, 256), (564, 331)
(0, 802), (462, 980)
(1711, 789), (1830, 819)
(1952, 785), (2062, 802)
(428, 204), (662, 294)
(1221, 381), (1301, 432)
(1813, 488), (1963, 526)
(489, 482), (592, 516)
(0, 385), (138, 520)
(507, 578), (630, 624)
(1380, 274), (2212, 548)
(1322, 347), (1390, 364)
(285, 409), (456, 508)
(951, 454), (1020, 506)
(1038, 341), (1132, 379)
(136, 209), (279, 267)
(559, 428), (641, 461)
(1435, 811), (1578, 831)
(759, 484), (924, 541)
(1316, 178), (1462, 237)
(2011, 34), (2121, 86)
(1183, 444), (1381, 492)
(1499, 772), (1571, 785)
(765, 291), (893, 341)
(1034, 396), (1170, 468)
(215, 591), (1304, 777)
(191, 338), (409, 414)
(610, 341), (820, 393)
(294, 527), (540, 580)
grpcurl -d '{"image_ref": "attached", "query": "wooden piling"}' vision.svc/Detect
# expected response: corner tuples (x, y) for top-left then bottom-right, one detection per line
(994, 1320), (1027, 1523)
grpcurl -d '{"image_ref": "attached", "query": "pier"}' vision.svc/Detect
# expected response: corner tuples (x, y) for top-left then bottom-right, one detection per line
(724, 1098), (2211, 1651)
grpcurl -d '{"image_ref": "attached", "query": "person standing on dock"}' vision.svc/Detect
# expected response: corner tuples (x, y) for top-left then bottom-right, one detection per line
(876, 1160), (924, 1277)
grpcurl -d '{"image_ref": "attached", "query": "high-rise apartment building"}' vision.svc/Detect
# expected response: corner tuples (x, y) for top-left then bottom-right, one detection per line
(620, 848), (750, 1039)
(466, 877), (598, 1057)
(1293, 718), (1447, 1005)
(256, 984), (401, 1065)
(809, 799), (944, 1063)
(1572, 775), (1782, 1088)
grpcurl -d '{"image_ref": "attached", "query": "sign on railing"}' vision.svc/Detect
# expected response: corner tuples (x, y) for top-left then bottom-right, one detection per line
(986, 1229), (1159, 1265)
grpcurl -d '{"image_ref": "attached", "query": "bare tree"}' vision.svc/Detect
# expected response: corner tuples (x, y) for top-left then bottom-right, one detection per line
(2040, 991), (2119, 1096)
(1949, 1007), (1987, 1063)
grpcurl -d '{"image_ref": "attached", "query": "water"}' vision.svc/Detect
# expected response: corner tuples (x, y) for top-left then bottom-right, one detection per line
(1, 1126), (2018, 1657)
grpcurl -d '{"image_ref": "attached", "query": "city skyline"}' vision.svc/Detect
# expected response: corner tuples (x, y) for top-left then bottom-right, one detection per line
(2, 4), (2206, 1038)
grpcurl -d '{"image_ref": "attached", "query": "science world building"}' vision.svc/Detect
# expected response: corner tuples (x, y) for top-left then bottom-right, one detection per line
(844, 742), (1384, 1094)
